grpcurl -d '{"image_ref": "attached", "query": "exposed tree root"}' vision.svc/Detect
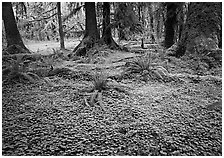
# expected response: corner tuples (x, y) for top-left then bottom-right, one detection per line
(3, 44), (31, 55)
(99, 35), (120, 50)
(3, 71), (40, 84)
(3, 53), (42, 63)
(72, 36), (97, 57)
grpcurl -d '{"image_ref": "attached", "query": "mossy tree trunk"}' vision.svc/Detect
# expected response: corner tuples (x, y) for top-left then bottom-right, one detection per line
(73, 2), (100, 54)
(2, 2), (30, 53)
(116, 3), (128, 41)
(164, 2), (178, 48)
(176, 2), (222, 57)
(100, 2), (119, 49)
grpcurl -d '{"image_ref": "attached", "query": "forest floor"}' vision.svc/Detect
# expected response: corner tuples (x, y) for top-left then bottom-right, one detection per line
(2, 40), (222, 156)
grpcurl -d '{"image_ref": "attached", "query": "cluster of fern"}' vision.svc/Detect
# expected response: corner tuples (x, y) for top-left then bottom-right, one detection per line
(83, 71), (109, 111)
(83, 70), (131, 110)
(2, 55), (40, 84)
(125, 53), (169, 82)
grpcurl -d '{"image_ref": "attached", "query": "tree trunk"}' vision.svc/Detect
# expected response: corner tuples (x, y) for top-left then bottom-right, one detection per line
(116, 3), (127, 41)
(164, 2), (178, 48)
(57, 2), (65, 50)
(176, 2), (222, 57)
(176, 3), (185, 42)
(100, 2), (119, 49)
(149, 16), (155, 43)
(73, 2), (100, 54)
(118, 28), (126, 41)
(2, 2), (29, 54)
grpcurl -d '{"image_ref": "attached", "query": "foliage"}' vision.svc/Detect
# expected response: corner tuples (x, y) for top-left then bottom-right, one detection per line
(3, 55), (40, 84)
(114, 3), (143, 35)
(126, 53), (169, 81)
(91, 71), (109, 91)
(13, 2), (85, 41)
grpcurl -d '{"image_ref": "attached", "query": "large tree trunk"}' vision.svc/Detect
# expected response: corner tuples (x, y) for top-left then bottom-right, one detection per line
(2, 2), (29, 54)
(57, 2), (65, 50)
(117, 3), (127, 41)
(164, 2), (178, 48)
(73, 2), (100, 55)
(100, 2), (119, 49)
(176, 2), (222, 58)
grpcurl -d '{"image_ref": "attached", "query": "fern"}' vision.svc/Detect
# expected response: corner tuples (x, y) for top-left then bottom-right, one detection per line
(126, 53), (170, 81)
(91, 71), (108, 91)
(3, 56), (40, 84)
(126, 55), (151, 73)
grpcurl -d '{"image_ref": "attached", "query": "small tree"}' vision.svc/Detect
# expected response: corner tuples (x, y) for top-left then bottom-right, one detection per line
(57, 2), (65, 50)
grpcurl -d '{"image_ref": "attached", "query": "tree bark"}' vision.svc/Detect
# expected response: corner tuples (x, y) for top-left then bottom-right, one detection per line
(176, 2), (222, 57)
(57, 2), (65, 50)
(116, 3), (127, 41)
(100, 2), (119, 49)
(73, 2), (100, 54)
(2, 2), (29, 53)
(149, 16), (155, 43)
(164, 2), (178, 48)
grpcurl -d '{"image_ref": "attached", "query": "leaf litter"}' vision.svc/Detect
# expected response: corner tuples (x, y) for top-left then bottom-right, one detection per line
(2, 48), (222, 156)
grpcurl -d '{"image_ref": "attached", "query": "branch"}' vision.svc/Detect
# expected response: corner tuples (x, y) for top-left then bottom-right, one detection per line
(42, 7), (57, 14)
(27, 13), (57, 23)
(77, 21), (84, 31)
(63, 5), (84, 22)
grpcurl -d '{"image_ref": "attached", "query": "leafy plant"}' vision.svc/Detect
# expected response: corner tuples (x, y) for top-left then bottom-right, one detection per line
(3, 55), (40, 84)
(126, 53), (169, 81)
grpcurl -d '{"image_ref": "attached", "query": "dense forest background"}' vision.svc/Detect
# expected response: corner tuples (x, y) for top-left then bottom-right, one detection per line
(2, 2), (222, 156)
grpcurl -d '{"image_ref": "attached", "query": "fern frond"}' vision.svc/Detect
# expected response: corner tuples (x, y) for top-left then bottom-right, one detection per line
(2, 67), (11, 76)
(153, 70), (164, 81)
(20, 73), (36, 83)
(26, 72), (41, 80)
(92, 71), (108, 91)
(155, 66), (169, 76)
(90, 90), (98, 106)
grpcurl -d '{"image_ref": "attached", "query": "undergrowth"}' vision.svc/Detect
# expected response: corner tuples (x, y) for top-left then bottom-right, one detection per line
(126, 53), (169, 82)
(91, 71), (109, 91)
(2, 55), (40, 84)
(83, 70), (131, 110)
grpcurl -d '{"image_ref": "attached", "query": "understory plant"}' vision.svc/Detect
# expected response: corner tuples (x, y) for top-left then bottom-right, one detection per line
(83, 70), (131, 110)
(83, 71), (109, 110)
(126, 53), (169, 81)
(2, 55), (40, 84)
(91, 71), (109, 91)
